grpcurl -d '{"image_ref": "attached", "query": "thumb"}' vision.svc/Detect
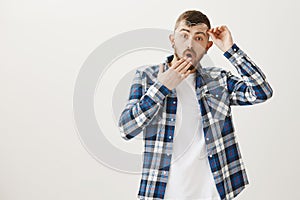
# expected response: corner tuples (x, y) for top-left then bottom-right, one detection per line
(158, 63), (164, 74)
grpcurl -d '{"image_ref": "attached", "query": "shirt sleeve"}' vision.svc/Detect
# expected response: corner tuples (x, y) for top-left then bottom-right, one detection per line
(118, 69), (171, 140)
(223, 43), (273, 106)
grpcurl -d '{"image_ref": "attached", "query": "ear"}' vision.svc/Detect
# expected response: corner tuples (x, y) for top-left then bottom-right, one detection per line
(169, 33), (175, 47)
(206, 41), (213, 52)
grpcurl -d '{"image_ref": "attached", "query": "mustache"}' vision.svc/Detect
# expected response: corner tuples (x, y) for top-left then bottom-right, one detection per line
(183, 49), (196, 57)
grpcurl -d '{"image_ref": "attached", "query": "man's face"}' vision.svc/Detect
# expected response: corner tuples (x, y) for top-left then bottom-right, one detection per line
(170, 20), (212, 68)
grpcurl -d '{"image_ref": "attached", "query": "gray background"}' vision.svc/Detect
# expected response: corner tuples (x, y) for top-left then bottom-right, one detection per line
(1, 0), (299, 199)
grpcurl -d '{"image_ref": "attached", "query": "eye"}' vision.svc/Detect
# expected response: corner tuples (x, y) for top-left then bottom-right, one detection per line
(183, 33), (188, 39)
(196, 37), (203, 41)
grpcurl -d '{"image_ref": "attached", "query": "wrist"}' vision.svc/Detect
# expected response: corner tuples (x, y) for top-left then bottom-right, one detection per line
(223, 42), (234, 52)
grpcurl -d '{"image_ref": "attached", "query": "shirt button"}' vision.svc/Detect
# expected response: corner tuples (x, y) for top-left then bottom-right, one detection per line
(171, 118), (174, 121)
(169, 135), (172, 139)
(215, 94), (219, 97)
(209, 154), (213, 158)
(173, 101), (176, 104)
(233, 48), (237, 51)
(206, 137), (209, 141)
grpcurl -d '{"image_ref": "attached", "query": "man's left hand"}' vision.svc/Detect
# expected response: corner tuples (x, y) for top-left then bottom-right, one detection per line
(207, 25), (234, 52)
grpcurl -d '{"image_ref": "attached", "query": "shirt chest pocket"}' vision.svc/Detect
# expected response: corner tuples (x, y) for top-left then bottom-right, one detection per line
(203, 86), (231, 119)
(205, 86), (228, 99)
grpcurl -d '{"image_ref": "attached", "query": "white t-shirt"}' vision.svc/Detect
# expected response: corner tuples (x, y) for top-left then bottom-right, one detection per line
(163, 72), (221, 200)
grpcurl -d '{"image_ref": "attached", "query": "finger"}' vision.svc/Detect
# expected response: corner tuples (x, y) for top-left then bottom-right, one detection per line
(181, 69), (191, 79)
(207, 29), (214, 35)
(171, 58), (186, 69)
(207, 29), (213, 34)
(179, 60), (193, 73)
(207, 31), (217, 40)
(175, 58), (191, 72)
(221, 25), (228, 31)
(220, 26), (229, 33)
(185, 69), (192, 76)
(223, 25), (230, 33)
(212, 28), (220, 36)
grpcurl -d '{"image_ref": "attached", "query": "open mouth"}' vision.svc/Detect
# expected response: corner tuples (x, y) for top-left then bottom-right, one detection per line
(185, 53), (195, 71)
(186, 53), (193, 58)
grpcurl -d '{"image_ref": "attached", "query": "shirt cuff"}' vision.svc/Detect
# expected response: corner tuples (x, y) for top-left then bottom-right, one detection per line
(223, 43), (241, 59)
(145, 80), (172, 105)
(223, 43), (249, 68)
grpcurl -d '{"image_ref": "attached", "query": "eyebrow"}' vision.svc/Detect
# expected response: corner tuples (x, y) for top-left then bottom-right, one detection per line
(179, 28), (207, 37)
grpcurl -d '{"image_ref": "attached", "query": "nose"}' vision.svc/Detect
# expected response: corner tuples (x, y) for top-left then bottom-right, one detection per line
(186, 38), (193, 49)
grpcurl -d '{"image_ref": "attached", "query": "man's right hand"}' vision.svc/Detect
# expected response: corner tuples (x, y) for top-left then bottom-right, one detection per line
(157, 57), (193, 90)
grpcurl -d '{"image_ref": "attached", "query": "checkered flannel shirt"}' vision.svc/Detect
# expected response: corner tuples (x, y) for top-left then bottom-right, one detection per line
(118, 43), (273, 200)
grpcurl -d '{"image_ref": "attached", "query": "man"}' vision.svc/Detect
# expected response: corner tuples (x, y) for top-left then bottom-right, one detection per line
(118, 10), (273, 200)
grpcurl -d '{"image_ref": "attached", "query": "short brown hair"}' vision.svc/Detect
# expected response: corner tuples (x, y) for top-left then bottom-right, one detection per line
(174, 10), (211, 31)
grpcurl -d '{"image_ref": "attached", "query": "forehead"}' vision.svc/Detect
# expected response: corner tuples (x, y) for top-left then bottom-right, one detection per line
(176, 20), (209, 33)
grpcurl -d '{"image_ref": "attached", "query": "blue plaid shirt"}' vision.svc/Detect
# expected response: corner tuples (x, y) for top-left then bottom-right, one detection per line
(118, 43), (273, 200)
